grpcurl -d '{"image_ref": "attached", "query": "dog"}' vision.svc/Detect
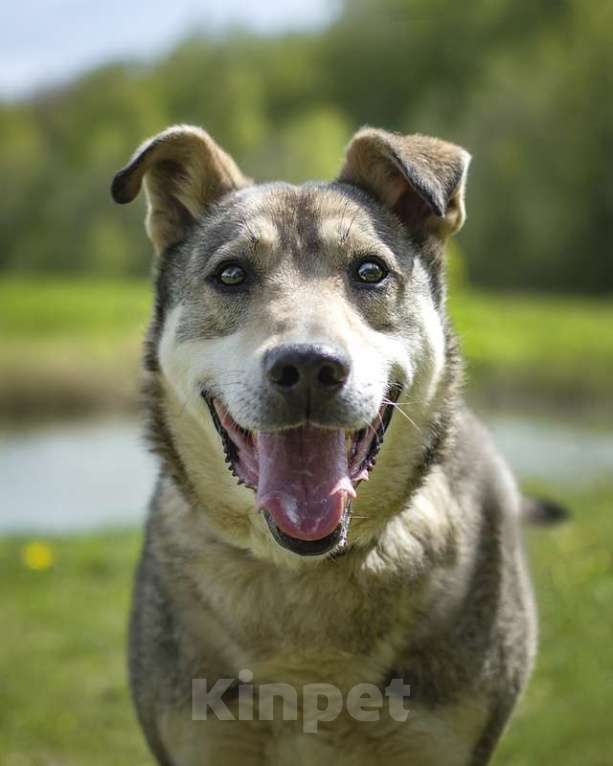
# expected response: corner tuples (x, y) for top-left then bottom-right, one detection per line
(111, 124), (539, 765)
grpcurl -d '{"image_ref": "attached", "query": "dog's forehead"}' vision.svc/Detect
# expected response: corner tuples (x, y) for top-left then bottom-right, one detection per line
(208, 181), (390, 254)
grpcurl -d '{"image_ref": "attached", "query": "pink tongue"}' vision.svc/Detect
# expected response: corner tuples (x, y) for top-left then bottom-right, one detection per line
(256, 426), (355, 542)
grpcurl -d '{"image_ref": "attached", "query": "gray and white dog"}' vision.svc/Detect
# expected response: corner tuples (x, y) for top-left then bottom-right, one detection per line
(111, 125), (539, 765)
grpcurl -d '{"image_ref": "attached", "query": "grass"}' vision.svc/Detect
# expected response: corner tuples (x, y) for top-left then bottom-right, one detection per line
(449, 291), (613, 407)
(0, 533), (150, 766)
(495, 481), (613, 766)
(1, 276), (612, 419)
(0, 531), (150, 766)
(0, 278), (151, 419)
(1, 482), (612, 765)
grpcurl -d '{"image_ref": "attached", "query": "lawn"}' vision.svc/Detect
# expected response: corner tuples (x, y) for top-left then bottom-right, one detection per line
(449, 291), (613, 407)
(0, 531), (149, 766)
(1, 482), (612, 765)
(0, 278), (151, 419)
(1, 277), (613, 419)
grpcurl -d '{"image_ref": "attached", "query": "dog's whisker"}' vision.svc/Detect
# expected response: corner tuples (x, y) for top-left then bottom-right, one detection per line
(375, 408), (386, 433)
(382, 399), (422, 433)
(358, 417), (379, 443)
(392, 407), (422, 433)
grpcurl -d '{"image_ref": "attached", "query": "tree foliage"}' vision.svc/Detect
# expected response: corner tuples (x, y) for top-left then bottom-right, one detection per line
(1, 0), (611, 292)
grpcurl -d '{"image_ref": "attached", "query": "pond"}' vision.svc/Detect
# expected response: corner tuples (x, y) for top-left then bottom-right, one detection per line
(1, 412), (612, 535)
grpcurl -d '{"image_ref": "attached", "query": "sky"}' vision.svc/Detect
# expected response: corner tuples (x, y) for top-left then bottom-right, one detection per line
(0, 0), (335, 100)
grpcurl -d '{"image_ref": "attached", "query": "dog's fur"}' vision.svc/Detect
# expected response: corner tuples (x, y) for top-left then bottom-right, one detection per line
(112, 125), (537, 765)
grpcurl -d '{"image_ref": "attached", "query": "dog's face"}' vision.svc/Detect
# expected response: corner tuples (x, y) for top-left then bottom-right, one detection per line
(112, 126), (470, 563)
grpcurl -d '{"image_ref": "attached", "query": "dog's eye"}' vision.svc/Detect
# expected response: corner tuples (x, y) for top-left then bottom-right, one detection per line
(215, 263), (246, 287)
(355, 259), (388, 285)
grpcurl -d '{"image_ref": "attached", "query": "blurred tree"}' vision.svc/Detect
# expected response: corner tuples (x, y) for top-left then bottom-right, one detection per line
(274, 106), (351, 182)
(0, 0), (610, 292)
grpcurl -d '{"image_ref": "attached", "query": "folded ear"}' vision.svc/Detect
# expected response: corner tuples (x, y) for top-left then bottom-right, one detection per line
(111, 125), (250, 254)
(339, 127), (471, 238)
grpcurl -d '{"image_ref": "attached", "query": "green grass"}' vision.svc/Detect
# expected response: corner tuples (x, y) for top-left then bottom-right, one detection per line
(449, 291), (613, 405)
(0, 278), (151, 419)
(0, 278), (151, 340)
(496, 482), (613, 766)
(1, 277), (612, 418)
(1, 483), (612, 765)
(0, 531), (150, 766)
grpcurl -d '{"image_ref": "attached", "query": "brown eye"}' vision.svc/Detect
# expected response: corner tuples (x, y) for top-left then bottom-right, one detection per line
(355, 259), (388, 284)
(216, 263), (246, 287)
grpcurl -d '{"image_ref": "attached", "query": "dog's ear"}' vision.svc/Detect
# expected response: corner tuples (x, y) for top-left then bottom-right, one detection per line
(339, 127), (471, 238)
(111, 125), (250, 254)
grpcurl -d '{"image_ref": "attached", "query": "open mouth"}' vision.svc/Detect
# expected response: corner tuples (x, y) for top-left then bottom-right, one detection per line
(203, 385), (401, 556)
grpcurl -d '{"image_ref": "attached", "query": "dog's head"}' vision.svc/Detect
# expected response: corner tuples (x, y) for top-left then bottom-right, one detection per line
(112, 125), (470, 563)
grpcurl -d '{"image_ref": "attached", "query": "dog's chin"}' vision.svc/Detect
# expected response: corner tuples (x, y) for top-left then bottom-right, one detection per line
(202, 385), (401, 558)
(263, 508), (350, 557)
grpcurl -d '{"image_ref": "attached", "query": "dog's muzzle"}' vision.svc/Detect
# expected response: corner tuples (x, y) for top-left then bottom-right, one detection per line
(203, 366), (402, 557)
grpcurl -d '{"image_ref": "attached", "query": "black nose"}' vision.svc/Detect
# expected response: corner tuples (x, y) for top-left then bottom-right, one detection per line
(265, 344), (350, 395)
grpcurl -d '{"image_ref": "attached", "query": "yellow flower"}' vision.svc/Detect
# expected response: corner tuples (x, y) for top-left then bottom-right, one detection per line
(21, 541), (55, 571)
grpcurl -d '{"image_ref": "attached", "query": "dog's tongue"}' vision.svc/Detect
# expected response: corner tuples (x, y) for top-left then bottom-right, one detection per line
(256, 426), (355, 541)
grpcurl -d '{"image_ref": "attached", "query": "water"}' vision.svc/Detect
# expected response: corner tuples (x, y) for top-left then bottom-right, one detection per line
(487, 414), (613, 486)
(0, 419), (155, 534)
(1, 413), (612, 535)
